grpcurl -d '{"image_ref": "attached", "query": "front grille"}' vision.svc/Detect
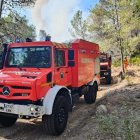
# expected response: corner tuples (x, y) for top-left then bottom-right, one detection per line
(100, 66), (108, 71)
(11, 86), (31, 90)
(12, 93), (22, 96)
(12, 93), (30, 96)
(0, 85), (31, 97)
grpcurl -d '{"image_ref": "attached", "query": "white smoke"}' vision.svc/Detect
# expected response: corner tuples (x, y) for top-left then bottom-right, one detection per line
(32, 0), (81, 42)
(32, 0), (48, 30)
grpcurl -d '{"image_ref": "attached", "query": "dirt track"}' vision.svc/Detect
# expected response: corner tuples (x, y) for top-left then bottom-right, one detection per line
(0, 67), (140, 140)
(0, 84), (117, 140)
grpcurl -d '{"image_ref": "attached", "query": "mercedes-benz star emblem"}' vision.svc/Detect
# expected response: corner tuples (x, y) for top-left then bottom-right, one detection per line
(2, 86), (10, 96)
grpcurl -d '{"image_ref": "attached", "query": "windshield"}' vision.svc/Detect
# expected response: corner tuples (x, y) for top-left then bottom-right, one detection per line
(100, 54), (107, 62)
(6, 46), (51, 68)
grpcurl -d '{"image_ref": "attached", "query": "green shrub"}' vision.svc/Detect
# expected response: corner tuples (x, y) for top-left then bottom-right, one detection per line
(113, 55), (140, 67)
(123, 118), (136, 140)
(130, 55), (140, 66)
(113, 59), (121, 67)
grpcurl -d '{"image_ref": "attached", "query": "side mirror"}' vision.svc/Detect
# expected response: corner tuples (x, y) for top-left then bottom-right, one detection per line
(47, 72), (52, 83)
(0, 52), (3, 69)
(2, 43), (8, 51)
(0, 43), (8, 69)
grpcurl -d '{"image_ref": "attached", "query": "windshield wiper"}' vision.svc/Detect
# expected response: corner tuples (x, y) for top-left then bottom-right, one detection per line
(16, 65), (23, 71)
(24, 65), (41, 70)
(10, 65), (23, 71)
(34, 67), (40, 70)
(9, 64), (41, 70)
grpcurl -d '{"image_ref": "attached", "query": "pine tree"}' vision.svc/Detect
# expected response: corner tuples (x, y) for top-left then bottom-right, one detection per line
(70, 10), (89, 40)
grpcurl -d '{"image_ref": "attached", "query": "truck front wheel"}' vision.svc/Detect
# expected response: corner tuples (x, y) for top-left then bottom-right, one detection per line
(84, 85), (97, 104)
(42, 96), (68, 136)
(106, 75), (111, 84)
(0, 115), (17, 127)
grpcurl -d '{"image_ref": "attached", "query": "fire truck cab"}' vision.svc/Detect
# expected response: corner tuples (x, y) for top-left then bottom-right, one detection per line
(0, 39), (100, 136)
(100, 52), (112, 84)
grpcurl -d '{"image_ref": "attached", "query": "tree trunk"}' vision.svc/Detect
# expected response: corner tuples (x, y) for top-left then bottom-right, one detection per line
(0, 0), (4, 18)
(114, 0), (125, 73)
(120, 39), (125, 73)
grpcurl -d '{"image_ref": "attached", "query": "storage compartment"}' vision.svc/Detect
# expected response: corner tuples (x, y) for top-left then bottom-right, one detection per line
(71, 39), (99, 87)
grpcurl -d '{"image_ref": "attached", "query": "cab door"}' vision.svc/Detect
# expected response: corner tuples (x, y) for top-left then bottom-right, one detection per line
(54, 49), (71, 86)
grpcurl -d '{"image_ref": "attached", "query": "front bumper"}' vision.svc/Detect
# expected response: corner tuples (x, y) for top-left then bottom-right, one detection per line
(0, 102), (44, 117)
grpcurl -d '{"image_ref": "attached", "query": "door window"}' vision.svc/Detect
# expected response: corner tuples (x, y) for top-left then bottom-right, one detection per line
(55, 50), (65, 67)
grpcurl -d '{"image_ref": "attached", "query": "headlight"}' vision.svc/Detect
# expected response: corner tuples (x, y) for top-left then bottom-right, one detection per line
(30, 107), (35, 112)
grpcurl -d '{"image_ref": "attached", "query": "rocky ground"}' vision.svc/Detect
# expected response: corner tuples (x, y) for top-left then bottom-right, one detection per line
(0, 66), (140, 140)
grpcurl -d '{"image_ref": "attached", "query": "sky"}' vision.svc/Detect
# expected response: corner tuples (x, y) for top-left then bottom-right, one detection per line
(24, 0), (99, 42)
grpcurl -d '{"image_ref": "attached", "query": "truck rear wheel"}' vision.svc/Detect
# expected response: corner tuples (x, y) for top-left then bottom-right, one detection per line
(84, 85), (97, 104)
(42, 96), (68, 136)
(106, 75), (111, 84)
(0, 115), (17, 127)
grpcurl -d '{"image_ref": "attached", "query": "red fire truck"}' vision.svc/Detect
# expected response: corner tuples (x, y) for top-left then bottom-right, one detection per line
(100, 52), (112, 84)
(0, 39), (100, 135)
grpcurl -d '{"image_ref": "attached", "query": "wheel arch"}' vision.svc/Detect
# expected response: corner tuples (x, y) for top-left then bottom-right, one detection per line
(57, 88), (72, 112)
(88, 79), (99, 91)
(43, 85), (72, 115)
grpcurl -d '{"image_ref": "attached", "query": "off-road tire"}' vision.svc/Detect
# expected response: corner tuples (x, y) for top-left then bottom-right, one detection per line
(42, 96), (68, 136)
(106, 75), (111, 84)
(0, 115), (17, 127)
(84, 85), (97, 104)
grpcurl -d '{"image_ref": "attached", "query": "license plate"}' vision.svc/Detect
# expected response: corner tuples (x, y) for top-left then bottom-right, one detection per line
(0, 103), (14, 113)
(0, 103), (4, 110)
(4, 104), (13, 113)
(104, 72), (108, 75)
